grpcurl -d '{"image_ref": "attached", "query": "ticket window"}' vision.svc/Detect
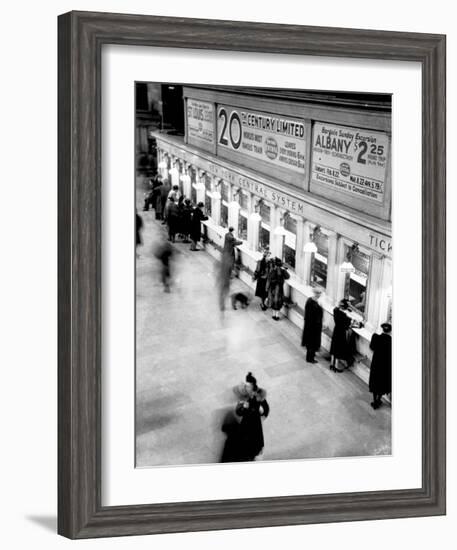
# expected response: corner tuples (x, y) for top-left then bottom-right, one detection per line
(238, 191), (249, 240)
(311, 230), (329, 289)
(283, 216), (297, 270)
(220, 182), (229, 228)
(345, 246), (370, 315)
(258, 203), (271, 252)
(221, 203), (229, 228)
(238, 213), (248, 240)
(204, 174), (212, 217)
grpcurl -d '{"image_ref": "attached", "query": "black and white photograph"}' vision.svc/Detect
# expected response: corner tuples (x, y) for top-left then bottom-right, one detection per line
(135, 83), (392, 467)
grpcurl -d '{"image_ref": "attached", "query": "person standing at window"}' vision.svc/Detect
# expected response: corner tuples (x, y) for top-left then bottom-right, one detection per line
(330, 299), (353, 372)
(189, 202), (208, 251)
(253, 247), (271, 310)
(267, 258), (290, 321)
(301, 288), (323, 364)
(368, 322), (392, 409)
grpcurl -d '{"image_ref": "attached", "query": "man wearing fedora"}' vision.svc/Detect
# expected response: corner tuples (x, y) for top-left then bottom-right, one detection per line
(301, 287), (324, 363)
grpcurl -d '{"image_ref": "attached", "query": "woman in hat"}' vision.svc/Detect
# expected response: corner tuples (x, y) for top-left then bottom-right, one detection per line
(368, 322), (392, 409)
(235, 373), (270, 461)
(267, 257), (290, 321)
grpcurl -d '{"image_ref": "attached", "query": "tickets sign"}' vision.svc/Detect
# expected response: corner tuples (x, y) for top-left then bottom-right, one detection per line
(311, 122), (389, 203)
(186, 99), (215, 145)
(216, 105), (307, 174)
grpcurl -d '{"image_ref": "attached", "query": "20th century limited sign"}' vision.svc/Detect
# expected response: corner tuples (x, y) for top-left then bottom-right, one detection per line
(216, 105), (307, 174)
(311, 122), (389, 203)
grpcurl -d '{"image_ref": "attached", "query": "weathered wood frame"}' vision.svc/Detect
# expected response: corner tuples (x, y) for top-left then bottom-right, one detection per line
(58, 11), (446, 539)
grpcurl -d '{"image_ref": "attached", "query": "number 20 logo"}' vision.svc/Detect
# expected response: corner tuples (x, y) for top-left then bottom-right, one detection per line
(218, 108), (242, 150)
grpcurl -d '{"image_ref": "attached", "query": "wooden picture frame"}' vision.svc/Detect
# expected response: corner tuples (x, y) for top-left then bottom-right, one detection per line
(58, 10), (446, 539)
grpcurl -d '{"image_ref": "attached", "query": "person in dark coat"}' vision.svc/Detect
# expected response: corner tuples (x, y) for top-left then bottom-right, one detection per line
(253, 248), (271, 310)
(166, 197), (179, 242)
(301, 288), (324, 363)
(143, 174), (162, 212)
(176, 195), (185, 239)
(369, 322), (392, 409)
(235, 373), (270, 461)
(330, 299), (353, 372)
(222, 227), (243, 268)
(181, 199), (193, 243)
(189, 202), (208, 250)
(267, 258), (290, 320)
(153, 178), (164, 220)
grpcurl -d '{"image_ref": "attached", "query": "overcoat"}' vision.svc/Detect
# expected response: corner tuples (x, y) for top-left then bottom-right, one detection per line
(190, 208), (208, 242)
(236, 392), (270, 461)
(181, 204), (193, 236)
(330, 306), (352, 359)
(301, 297), (323, 350)
(166, 202), (180, 235)
(368, 332), (392, 395)
(254, 257), (271, 299)
(267, 266), (290, 311)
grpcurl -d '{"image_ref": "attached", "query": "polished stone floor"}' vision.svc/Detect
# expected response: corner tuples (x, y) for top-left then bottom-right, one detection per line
(135, 201), (391, 468)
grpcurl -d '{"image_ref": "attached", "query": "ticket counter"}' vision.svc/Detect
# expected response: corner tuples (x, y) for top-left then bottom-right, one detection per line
(154, 86), (392, 383)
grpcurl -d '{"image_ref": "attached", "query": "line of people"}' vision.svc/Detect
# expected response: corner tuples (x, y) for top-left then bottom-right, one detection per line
(141, 174), (392, 411)
(301, 290), (392, 409)
(143, 174), (209, 250)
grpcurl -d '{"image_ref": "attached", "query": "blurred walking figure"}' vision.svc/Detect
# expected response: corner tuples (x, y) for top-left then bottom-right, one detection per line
(267, 258), (290, 321)
(217, 227), (243, 312)
(135, 210), (143, 257)
(220, 409), (242, 463)
(253, 247), (271, 310)
(153, 235), (174, 293)
(166, 196), (179, 243)
(235, 372), (270, 461)
(369, 322), (392, 409)
(301, 288), (323, 363)
(190, 202), (208, 251)
(330, 299), (353, 372)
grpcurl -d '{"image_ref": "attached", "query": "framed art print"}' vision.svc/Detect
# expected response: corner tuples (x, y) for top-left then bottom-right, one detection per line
(58, 11), (446, 539)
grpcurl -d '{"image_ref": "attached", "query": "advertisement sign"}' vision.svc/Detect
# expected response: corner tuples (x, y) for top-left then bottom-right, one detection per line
(311, 122), (389, 203)
(186, 99), (215, 145)
(216, 105), (307, 174)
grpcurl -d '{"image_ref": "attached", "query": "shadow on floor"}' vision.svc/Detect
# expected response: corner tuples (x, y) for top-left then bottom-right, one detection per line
(26, 515), (57, 533)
